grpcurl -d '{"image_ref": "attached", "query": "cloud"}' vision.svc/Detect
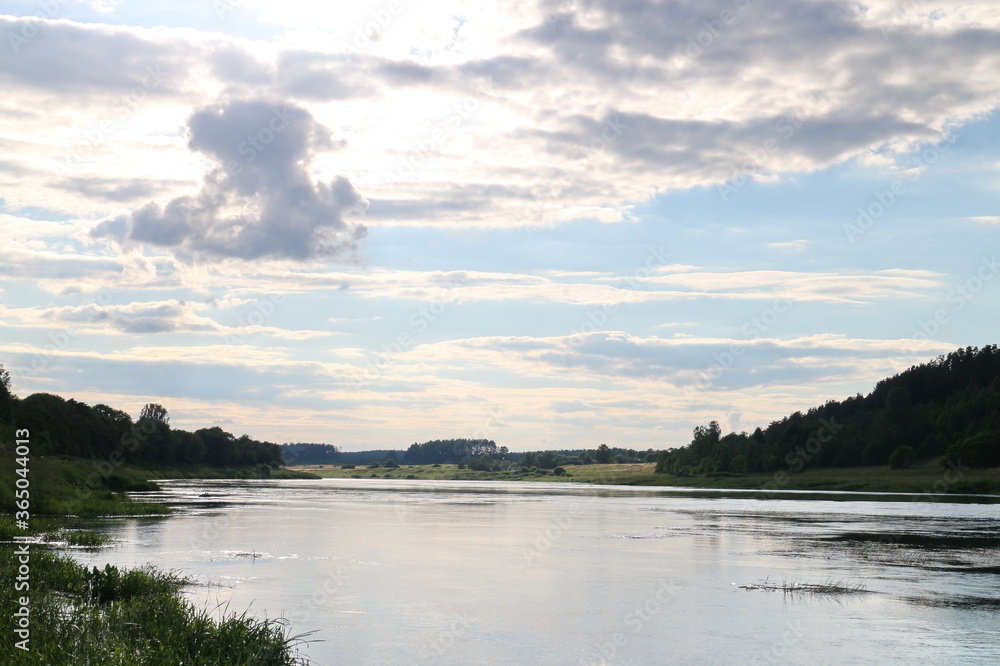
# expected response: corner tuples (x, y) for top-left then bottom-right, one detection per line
(767, 240), (811, 253)
(93, 99), (368, 261)
(414, 331), (957, 392)
(57, 176), (159, 203)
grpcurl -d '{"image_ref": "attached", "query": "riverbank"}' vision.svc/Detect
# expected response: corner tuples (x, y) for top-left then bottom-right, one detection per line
(293, 460), (1000, 495)
(0, 450), (316, 664)
(0, 542), (310, 664)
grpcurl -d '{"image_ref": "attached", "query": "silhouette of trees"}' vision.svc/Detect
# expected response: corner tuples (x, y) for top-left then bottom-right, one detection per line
(404, 439), (502, 464)
(656, 345), (1000, 474)
(0, 366), (281, 468)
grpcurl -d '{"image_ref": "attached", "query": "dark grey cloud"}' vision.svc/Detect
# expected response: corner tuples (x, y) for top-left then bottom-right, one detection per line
(480, 332), (902, 391)
(499, 0), (1000, 182)
(0, 16), (181, 96)
(93, 99), (368, 262)
(42, 301), (195, 335)
(537, 111), (929, 175)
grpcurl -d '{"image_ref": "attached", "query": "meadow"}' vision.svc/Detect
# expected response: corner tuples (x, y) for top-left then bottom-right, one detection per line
(296, 460), (1000, 495)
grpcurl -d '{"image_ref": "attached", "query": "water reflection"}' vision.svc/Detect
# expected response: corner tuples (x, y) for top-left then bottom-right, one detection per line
(69, 479), (1000, 665)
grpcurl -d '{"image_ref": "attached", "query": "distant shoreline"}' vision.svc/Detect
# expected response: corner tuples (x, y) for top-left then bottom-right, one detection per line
(288, 461), (1000, 497)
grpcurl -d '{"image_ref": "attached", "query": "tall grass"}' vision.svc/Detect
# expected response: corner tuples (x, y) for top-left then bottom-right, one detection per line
(0, 430), (310, 664)
(0, 547), (311, 665)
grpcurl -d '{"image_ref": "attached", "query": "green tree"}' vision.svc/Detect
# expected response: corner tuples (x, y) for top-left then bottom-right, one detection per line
(467, 455), (493, 471)
(0, 363), (12, 424)
(140, 403), (169, 425)
(595, 444), (611, 464)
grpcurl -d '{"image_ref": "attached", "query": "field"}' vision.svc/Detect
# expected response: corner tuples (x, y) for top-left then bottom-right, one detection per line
(294, 460), (1000, 495)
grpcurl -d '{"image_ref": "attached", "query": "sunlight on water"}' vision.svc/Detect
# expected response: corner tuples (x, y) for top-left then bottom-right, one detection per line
(70, 480), (1000, 665)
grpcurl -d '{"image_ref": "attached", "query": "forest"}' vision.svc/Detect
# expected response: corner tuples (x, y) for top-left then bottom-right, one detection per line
(3, 344), (998, 476)
(656, 345), (1000, 475)
(0, 369), (281, 469)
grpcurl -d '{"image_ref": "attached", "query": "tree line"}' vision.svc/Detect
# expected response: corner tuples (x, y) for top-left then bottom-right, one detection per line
(0, 371), (282, 468)
(656, 345), (1000, 475)
(403, 439), (508, 464)
(281, 443), (341, 465)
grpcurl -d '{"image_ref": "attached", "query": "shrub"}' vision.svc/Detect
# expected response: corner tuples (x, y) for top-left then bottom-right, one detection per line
(553, 467), (567, 476)
(944, 432), (1000, 468)
(383, 458), (399, 468)
(467, 455), (494, 471)
(888, 445), (915, 470)
(368, 461), (381, 469)
(341, 464), (356, 470)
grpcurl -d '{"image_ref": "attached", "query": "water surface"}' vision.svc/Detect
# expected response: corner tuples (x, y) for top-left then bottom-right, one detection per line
(71, 479), (1000, 665)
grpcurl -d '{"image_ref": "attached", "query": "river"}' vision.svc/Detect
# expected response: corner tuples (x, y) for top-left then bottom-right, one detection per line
(69, 479), (1000, 665)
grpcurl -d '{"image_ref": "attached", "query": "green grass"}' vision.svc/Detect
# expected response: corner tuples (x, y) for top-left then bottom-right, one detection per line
(0, 547), (310, 665)
(0, 449), (172, 519)
(293, 460), (1000, 495)
(0, 432), (318, 664)
(123, 463), (319, 481)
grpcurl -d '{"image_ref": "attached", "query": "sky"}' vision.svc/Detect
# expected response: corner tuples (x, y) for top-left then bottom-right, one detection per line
(1, 0), (998, 452)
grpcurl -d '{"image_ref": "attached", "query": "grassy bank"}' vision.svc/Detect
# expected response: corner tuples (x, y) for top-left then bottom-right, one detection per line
(0, 545), (309, 665)
(0, 434), (316, 664)
(0, 454), (171, 518)
(0, 452), (317, 519)
(295, 460), (1000, 495)
(121, 462), (319, 482)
